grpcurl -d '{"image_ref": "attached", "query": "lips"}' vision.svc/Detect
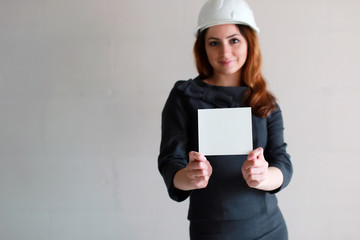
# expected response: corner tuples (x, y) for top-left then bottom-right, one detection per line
(219, 60), (234, 66)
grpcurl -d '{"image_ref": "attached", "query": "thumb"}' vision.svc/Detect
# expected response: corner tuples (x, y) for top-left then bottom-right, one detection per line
(189, 151), (207, 162)
(247, 147), (263, 161)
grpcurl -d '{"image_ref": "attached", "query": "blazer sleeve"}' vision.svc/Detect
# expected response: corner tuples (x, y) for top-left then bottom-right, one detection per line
(158, 83), (192, 202)
(264, 104), (293, 194)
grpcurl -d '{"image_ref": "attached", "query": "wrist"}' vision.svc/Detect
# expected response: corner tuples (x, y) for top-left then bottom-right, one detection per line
(173, 168), (193, 191)
(255, 167), (283, 191)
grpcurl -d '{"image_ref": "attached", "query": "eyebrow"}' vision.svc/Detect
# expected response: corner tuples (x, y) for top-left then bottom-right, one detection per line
(207, 34), (241, 41)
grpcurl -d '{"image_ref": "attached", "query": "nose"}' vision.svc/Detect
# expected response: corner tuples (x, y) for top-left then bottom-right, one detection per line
(220, 43), (231, 57)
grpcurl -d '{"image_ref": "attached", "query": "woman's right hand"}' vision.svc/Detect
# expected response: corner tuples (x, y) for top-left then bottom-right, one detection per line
(173, 151), (213, 191)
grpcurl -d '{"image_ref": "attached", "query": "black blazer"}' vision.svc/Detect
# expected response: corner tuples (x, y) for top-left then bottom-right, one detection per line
(158, 77), (293, 221)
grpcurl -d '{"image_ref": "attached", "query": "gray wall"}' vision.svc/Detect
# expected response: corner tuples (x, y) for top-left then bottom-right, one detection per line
(0, 0), (359, 239)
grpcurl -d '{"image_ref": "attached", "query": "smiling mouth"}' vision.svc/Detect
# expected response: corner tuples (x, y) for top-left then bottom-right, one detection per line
(219, 60), (234, 66)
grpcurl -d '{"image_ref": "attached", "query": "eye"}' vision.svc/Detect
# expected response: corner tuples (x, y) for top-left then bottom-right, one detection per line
(230, 38), (240, 44)
(208, 41), (219, 47)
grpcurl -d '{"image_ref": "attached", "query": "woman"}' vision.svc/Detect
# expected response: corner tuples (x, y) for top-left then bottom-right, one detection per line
(158, 0), (293, 239)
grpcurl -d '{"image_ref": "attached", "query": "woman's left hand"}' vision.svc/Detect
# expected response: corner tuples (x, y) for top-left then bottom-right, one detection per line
(241, 147), (269, 188)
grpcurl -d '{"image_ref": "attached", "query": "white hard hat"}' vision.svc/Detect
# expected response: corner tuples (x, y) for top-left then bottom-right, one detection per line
(194, 0), (259, 36)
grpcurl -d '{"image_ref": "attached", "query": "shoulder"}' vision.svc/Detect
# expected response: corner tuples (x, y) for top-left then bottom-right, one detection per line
(173, 78), (196, 92)
(173, 80), (189, 89)
(265, 103), (286, 129)
(163, 78), (195, 107)
(267, 103), (282, 118)
(168, 77), (202, 97)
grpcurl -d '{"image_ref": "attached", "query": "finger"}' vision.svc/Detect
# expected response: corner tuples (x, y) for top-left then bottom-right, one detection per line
(188, 160), (207, 170)
(247, 167), (265, 175)
(242, 159), (253, 170)
(189, 151), (207, 162)
(247, 147), (264, 160)
(247, 179), (262, 188)
(247, 148), (263, 160)
(188, 168), (210, 179)
(244, 169), (264, 183)
(242, 158), (262, 170)
(190, 176), (209, 189)
(250, 160), (268, 170)
(246, 162), (269, 175)
(247, 173), (265, 183)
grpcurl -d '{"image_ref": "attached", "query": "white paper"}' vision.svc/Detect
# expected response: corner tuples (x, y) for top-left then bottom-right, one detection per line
(198, 107), (253, 156)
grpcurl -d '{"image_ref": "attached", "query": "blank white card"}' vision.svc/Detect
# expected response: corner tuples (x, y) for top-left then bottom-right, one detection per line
(198, 107), (253, 156)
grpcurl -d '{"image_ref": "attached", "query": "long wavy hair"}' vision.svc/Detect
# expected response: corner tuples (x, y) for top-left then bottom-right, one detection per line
(194, 25), (276, 118)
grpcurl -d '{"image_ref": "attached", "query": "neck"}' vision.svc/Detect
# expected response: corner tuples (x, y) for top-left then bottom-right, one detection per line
(206, 72), (241, 87)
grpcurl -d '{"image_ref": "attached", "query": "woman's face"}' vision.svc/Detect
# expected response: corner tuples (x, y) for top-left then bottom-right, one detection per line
(205, 24), (248, 78)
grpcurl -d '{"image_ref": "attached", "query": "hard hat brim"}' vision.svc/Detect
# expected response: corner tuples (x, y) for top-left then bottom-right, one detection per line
(194, 21), (260, 37)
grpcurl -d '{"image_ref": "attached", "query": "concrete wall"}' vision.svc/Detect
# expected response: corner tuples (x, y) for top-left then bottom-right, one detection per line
(0, 0), (359, 239)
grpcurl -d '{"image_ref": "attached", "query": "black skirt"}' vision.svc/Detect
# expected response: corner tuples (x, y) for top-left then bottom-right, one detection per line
(189, 207), (288, 240)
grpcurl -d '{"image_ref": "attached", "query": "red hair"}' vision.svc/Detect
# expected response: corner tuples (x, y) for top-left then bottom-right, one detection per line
(193, 25), (276, 118)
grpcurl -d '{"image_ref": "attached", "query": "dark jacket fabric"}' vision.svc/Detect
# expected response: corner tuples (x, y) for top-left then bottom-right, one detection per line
(158, 77), (293, 221)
